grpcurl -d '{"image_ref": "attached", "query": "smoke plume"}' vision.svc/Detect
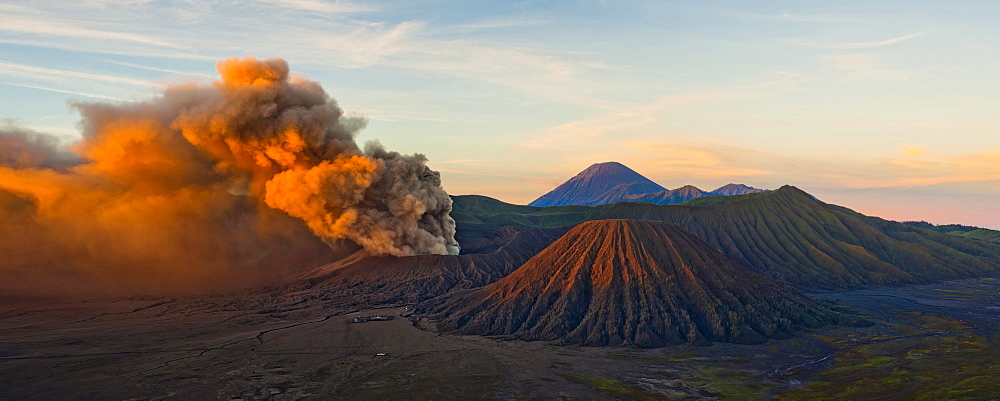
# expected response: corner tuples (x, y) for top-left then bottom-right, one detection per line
(0, 57), (458, 296)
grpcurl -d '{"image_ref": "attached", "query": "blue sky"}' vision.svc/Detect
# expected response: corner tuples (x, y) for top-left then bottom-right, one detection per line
(2, 0), (1000, 228)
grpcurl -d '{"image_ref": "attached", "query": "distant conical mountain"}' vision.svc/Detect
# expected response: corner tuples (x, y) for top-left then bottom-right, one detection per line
(528, 162), (762, 206)
(528, 162), (666, 207)
(428, 220), (840, 347)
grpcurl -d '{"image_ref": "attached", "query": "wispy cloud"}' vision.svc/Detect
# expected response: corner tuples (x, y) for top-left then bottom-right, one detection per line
(0, 61), (161, 89)
(453, 16), (549, 31)
(0, 37), (211, 60)
(711, 8), (851, 23)
(786, 31), (929, 49)
(0, 16), (182, 48)
(253, 0), (377, 13)
(104, 60), (213, 78)
(430, 159), (488, 165)
(0, 1), (607, 108)
(433, 167), (557, 181)
(304, 20), (425, 68)
(517, 92), (726, 151)
(623, 140), (775, 180)
(824, 53), (912, 79)
(0, 82), (129, 101)
(774, 10), (850, 23)
(884, 149), (1000, 187)
(738, 71), (816, 89)
(347, 108), (448, 122)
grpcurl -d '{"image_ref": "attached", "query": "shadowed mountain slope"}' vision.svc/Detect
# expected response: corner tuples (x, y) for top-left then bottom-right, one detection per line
(292, 226), (571, 306)
(528, 162), (666, 207)
(452, 186), (1000, 289)
(427, 220), (840, 347)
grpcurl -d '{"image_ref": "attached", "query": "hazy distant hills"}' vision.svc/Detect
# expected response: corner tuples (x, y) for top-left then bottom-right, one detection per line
(453, 186), (1000, 290)
(428, 220), (840, 347)
(527, 162), (764, 207)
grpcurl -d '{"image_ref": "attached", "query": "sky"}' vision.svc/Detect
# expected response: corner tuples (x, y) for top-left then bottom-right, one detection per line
(2, 0), (999, 229)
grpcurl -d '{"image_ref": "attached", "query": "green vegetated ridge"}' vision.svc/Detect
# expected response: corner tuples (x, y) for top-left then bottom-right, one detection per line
(451, 186), (1000, 290)
(451, 195), (612, 238)
(676, 190), (773, 206)
(903, 221), (1000, 245)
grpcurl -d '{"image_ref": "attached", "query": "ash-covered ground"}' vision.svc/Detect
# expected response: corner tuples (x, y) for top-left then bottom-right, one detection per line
(1, 276), (998, 400)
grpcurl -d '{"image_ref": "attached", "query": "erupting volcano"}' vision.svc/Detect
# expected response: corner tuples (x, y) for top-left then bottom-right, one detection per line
(0, 57), (458, 295)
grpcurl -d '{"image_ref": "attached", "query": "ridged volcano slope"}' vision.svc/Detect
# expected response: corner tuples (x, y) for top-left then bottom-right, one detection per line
(427, 220), (839, 347)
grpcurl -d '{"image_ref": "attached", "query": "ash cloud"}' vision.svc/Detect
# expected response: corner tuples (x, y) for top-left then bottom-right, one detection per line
(0, 57), (458, 296)
(0, 125), (80, 170)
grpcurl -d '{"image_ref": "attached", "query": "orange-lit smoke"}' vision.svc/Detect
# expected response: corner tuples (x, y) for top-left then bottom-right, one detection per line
(0, 57), (458, 296)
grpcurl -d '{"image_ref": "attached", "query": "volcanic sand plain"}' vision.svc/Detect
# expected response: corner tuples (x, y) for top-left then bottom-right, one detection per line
(1, 276), (998, 400)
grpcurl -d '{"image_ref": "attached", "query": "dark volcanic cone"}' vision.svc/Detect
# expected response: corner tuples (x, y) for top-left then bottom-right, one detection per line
(428, 219), (840, 347)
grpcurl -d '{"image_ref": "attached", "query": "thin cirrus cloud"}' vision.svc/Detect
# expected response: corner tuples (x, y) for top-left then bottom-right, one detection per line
(346, 108), (449, 122)
(823, 53), (912, 79)
(0, 61), (162, 89)
(0, 82), (129, 102)
(103, 60), (214, 79)
(0, 15), (182, 49)
(253, 0), (378, 13)
(785, 31), (929, 49)
(453, 16), (550, 31)
(0, 1), (600, 108)
(690, 4), (852, 23)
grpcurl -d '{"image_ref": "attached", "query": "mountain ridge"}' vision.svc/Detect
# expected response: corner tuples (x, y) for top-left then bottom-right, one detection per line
(528, 161), (763, 206)
(454, 186), (1000, 290)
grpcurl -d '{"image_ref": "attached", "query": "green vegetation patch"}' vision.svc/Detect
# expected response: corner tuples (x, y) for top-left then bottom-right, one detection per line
(556, 372), (665, 400)
(451, 195), (611, 237)
(903, 221), (1000, 244)
(677, 191), (772, 206)
(778, 312), (1000, 401)
(693, 365), (769, 400)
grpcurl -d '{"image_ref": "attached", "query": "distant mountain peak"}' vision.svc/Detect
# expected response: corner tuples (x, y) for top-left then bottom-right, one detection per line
(709, 183), (766, 196)
(528, 162), (665, 207)
(571, 162), (643, 181)
(529, 161), (766, 207)
(672, 185), (704, 193)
